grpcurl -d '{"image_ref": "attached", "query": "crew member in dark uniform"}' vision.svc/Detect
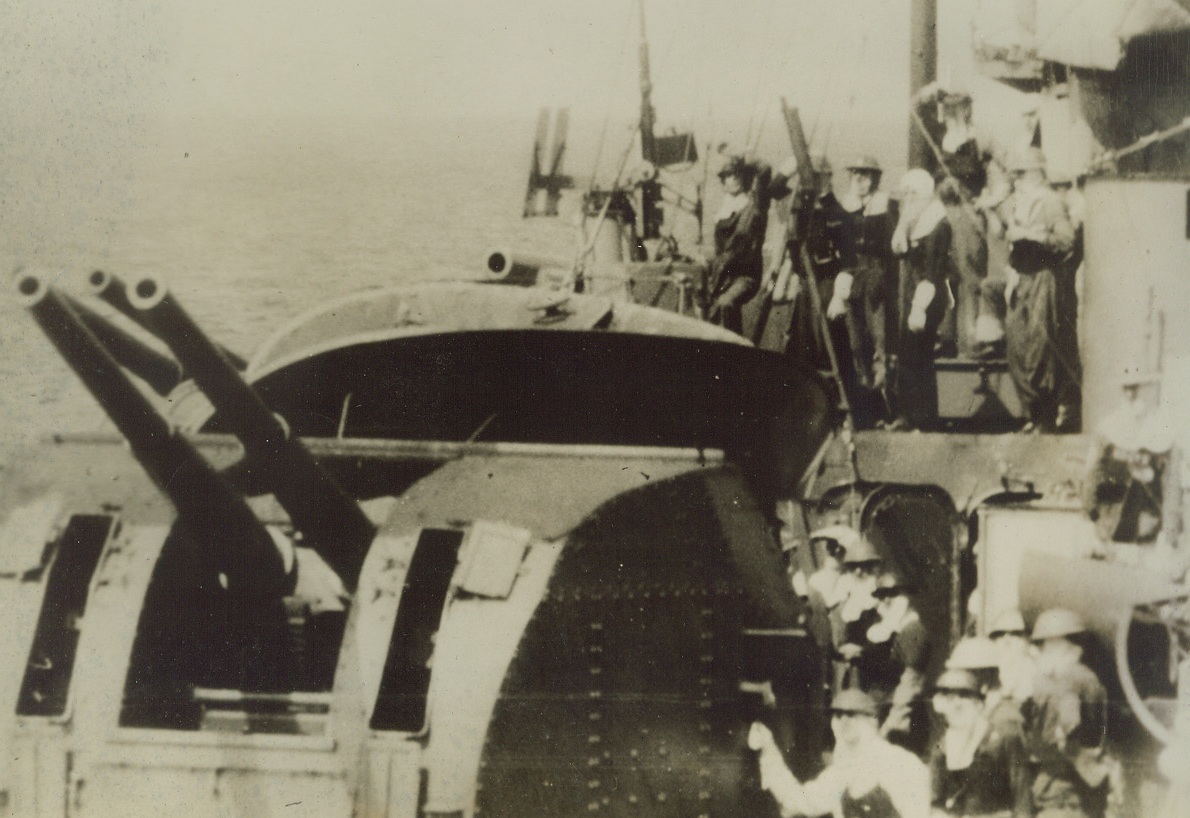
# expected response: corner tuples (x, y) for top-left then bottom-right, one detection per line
(928, 668), (1033, 818)
(829, 155), (894, 426)
(1023, 608), (1118, 818)
(707, 155), (768, 334)
(750, 688), (929, 817)
(768, 155), (864, 414)
(890, 169), (951, 430)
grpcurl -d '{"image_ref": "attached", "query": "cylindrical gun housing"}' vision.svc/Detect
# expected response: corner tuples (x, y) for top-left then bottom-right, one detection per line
(15, 272), (288, 595)
(129, 276), (375, 590)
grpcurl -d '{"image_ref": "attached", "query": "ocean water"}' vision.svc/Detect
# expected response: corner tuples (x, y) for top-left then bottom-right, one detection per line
(0, 115), (579, 451)
(0, 107), (904, 453)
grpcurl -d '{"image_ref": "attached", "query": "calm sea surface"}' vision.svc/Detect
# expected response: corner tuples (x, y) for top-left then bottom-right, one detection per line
(0, 115), (580, 452)
(0, 108), (898, 456)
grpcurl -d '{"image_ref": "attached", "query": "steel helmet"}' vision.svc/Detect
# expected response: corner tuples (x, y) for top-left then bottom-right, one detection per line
(987, 608), (1027, 638)
(829, 688), (879, 717)
(1009, 146), (1047, 173)
(946, 636), (998, 670)
(845, 154), (882, 173)
(1031, 608), (1086, 641)
(840, 534), (881, 565)
(932, 668), (983, 698)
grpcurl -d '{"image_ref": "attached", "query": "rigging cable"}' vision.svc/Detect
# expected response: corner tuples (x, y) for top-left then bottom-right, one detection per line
(588, 2), (639, 188)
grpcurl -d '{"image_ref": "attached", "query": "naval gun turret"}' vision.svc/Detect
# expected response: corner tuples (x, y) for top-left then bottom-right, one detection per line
(0, 274), (832, 816)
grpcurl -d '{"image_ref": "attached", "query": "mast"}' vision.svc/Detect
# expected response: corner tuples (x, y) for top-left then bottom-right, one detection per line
(908, 0), (938, 169)
(636, 0), (663, 240)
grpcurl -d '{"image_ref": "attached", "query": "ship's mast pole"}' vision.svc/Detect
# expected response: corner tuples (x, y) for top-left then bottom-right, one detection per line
(637, 0), (662, 240)
(907, 0), (937, 169)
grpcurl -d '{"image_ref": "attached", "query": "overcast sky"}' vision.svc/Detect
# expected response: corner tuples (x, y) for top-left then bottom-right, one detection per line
(0, 0), (1024, 213)
(0, 1), (937, 124)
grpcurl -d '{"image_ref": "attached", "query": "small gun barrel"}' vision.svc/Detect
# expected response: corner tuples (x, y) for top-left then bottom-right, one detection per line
(484, 248), (569, 286)
(15, 272), (288, 595)
(87, 269), (248, 370)
(65, 295), (183, 395)
(129, 276), (375, 590)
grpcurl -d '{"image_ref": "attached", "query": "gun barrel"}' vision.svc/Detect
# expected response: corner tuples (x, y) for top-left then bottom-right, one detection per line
(484, 248), (568, 286)
(129, 276), (375, 590)
(87, 269), (248, 370)
(15, 272), (288, 595)
(65, 295), (183, 395)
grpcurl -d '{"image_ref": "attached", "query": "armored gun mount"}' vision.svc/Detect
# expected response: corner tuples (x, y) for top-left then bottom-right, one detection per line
(0, 278), (834, 816)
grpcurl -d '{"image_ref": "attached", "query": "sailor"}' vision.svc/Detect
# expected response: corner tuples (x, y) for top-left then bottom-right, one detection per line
(866, 572), (933, 755)
(706, 155), (768, 334)
(827, 155), (894, 427)
(986, 608), (1038, 723)
(889, 169), (951, 430)
(804, 524), (862, 653)
(928, 668), (1033, 818)
(999, 146), (1079, 432)
(945, 635), (1024, 731)
(1084, 368), (1173, 545)
(770, 155), (857, 392)
(1023, 608), (1117, 818)
(835, 535), (887, 693)
(750, 688), (930, 818)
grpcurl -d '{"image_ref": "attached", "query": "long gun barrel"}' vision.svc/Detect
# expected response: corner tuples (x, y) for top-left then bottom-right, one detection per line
(128, 276), (376, 590)
(15, 272), (288, 595)
(87, 269), (249, 370)
(64, 295), (184, 395)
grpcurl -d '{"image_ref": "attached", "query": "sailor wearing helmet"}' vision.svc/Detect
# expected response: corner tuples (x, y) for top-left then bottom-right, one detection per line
(750, 688), (929, 818)
(928, 668), (1033, 818)
(1023, 609), (1118, 818)
(999, 146), (1078, 432)
(826, 154), (894, 427)
(984, 608), (1038, 722)
(706, 155), (769, 334)
(945, 633), (1029, 735)
(866, 572), (933, 755)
